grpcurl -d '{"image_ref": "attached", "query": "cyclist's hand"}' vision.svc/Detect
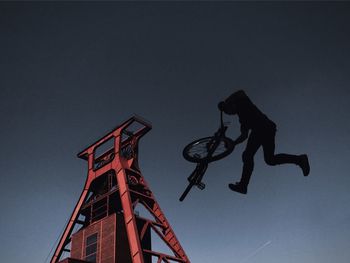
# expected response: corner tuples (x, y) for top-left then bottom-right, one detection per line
(218, 101), (225, 111)
(225, 140), (235, 150)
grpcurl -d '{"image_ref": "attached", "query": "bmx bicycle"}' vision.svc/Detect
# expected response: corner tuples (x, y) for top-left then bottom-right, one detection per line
(179, 111), (235, 202)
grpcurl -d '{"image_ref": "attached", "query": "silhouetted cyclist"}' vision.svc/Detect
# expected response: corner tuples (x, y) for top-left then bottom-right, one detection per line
(218, 90), (310, 194)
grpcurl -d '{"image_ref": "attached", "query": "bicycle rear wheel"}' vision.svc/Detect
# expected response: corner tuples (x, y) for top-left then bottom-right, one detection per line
(183, 136), (234, 163)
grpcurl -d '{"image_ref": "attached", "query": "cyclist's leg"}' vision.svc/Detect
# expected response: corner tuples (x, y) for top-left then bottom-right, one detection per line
(239, 132), (262, 187)
(262, 129), (301, 166)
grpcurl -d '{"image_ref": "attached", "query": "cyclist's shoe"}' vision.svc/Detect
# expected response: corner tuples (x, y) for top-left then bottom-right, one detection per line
(228, 182), (247, 194)
(299, 154), (310, 177)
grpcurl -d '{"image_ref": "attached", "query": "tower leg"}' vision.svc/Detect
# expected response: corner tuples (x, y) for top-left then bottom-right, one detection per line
(50, 188), (89, 263)
(117, 169), (145, 263)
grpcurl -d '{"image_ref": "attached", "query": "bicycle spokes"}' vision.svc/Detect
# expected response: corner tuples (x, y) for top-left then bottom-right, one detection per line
(186, 138), (231, 160)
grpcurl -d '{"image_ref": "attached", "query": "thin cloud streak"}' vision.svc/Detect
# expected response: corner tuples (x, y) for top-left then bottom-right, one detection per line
(238, 240), (272, 263)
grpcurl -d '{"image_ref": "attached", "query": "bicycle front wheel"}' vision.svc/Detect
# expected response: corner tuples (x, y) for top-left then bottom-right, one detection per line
(183, 136), (234, 163)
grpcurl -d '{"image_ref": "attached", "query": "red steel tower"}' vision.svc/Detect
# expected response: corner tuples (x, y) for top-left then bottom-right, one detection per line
(50, 116), (190, 263)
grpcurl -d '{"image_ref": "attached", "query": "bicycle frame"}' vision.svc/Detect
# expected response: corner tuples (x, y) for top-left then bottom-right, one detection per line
(180, 111), (233, 201)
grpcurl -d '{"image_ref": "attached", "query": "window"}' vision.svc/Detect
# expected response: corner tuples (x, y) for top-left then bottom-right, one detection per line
(85, 233), (98, 263)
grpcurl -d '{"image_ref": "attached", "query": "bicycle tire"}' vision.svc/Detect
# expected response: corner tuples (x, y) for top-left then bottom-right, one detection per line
(183, 136), (234, 163)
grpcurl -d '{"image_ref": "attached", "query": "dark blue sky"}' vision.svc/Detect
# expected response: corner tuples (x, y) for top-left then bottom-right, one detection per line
(1, 2), (350, 263)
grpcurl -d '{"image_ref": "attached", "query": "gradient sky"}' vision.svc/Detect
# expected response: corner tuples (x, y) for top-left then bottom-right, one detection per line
(1, 2), (350, 263)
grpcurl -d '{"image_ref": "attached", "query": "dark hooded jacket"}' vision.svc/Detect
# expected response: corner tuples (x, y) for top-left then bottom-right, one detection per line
(223, 90), (276, 133)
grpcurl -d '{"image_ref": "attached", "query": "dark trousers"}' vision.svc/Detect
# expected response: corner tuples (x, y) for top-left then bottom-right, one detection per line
(240, 128), (301, 186)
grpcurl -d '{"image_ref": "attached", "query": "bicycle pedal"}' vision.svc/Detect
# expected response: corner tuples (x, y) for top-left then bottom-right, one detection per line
(197, 182), (206, 190)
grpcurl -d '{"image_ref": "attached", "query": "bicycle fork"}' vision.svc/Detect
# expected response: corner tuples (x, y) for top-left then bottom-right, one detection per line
(179, 162), (208, 202)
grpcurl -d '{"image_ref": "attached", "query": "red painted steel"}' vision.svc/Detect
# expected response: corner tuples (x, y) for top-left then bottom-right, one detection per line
(51, 116), (190, 263)
(58, 259), (90, 263)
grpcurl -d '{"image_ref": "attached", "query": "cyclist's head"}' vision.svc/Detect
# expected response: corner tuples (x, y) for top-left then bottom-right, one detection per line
(227, 90), (247, 104)
(219, 90), (247, 115)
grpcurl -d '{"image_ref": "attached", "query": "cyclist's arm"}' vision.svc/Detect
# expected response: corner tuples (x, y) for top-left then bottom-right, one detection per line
(234, 125), (249, 145)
